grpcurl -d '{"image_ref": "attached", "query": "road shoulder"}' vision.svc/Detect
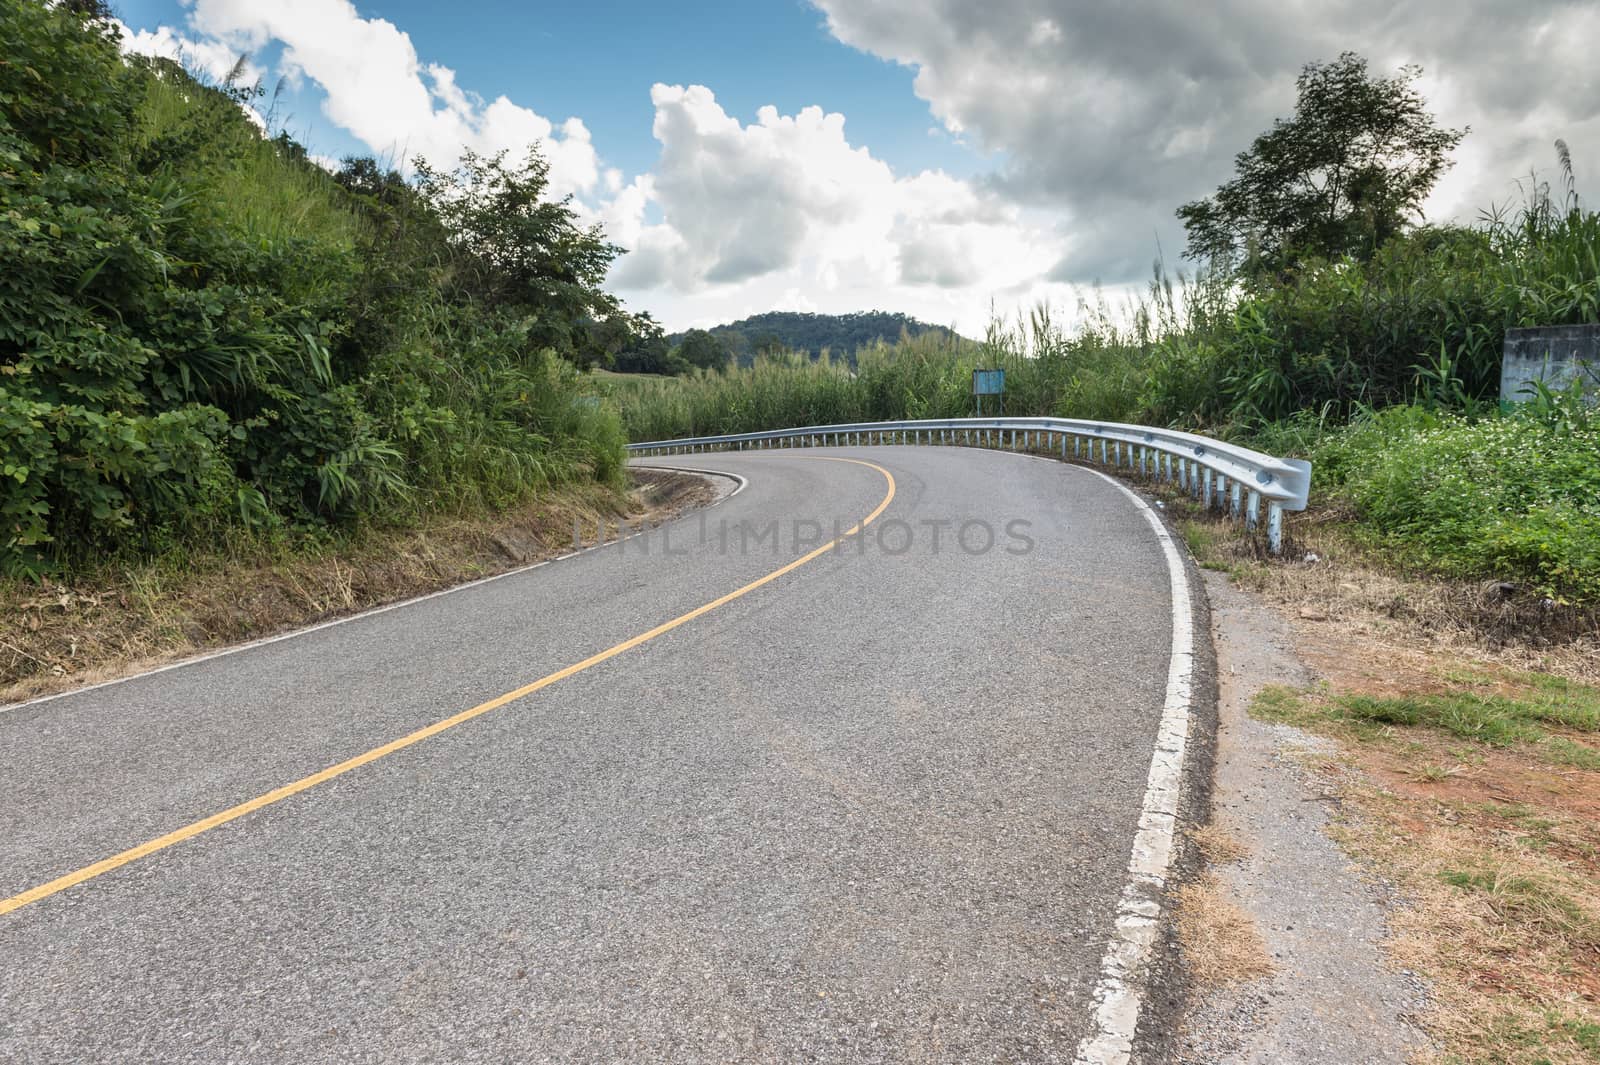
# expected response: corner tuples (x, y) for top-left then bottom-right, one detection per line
(1176, 570), (1430, 1063)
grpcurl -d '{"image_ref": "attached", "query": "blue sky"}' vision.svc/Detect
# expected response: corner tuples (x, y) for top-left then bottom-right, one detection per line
(115, 1), (984, 183)
(113, 0), (1599, 332)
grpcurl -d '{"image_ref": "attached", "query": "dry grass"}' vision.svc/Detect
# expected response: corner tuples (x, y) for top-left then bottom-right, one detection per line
(1176, 822), (1272, 989)
(1328, 770), (1600, 1064)
(1190, 823), (1251, 866)
(0, 471), (713, 705)
(1174, 499), (1600, 679)
(1151, 476), (1600, 1061)
(1244, 667), (1600, 1062)
(1173, 872), (1275, 988)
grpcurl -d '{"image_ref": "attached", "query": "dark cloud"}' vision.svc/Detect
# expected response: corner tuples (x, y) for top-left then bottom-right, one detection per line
(816, 0), (1600, 283)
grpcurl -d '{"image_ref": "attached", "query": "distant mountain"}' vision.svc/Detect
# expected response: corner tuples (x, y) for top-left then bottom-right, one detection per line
(670, 311), (965, 366)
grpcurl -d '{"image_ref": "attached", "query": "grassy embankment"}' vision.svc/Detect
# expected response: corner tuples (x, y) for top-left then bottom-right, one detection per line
(0, 5), (640, 691)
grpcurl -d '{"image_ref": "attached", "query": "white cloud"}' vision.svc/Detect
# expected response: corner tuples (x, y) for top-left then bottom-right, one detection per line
(605, 85), (1068, 333)
(112, 1), (1132, 332)
(813, 0), (1600, 282)
(179, 0), (600, 196)
(114, 21), (258, 85)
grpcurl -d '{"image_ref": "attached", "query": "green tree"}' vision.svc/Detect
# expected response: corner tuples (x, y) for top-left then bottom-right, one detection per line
(675, 329), (729, 371)
(750, 331), (786, 357)
(414, 148), (623, 365)
(611, 313), (683, 375)
(0, 2), (629, 575)
(1178, 52), (1465, 277)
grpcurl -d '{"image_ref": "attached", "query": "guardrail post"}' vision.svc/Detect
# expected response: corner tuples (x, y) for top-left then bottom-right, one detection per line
(1268, 502), (1284, 553)
(1202, 468), (1213, 508)
(1246, 490), (1260, 531)
(1099, 439), (1107, 465)
(1229, 480), (1242, 519)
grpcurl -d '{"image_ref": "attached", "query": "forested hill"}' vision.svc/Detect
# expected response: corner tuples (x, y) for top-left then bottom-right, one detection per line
(671, 311), (963, 363)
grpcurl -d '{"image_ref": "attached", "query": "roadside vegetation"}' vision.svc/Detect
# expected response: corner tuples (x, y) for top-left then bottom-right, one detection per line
(1173, 465), (1599, 1064)
(1248, 672), (1600, 1065)
(606, 55), (1600, 607)
(0, 2), (662, 688)
(1, 1), (636, 585)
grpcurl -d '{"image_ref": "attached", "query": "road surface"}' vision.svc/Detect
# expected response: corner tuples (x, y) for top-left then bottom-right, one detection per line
(0, 447), (1197, 1063)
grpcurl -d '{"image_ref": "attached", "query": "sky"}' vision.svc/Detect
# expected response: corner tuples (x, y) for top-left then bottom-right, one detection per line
(112, 0), (1600, 334)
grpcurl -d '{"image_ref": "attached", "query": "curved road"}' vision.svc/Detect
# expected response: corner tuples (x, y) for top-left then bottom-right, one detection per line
(0, 447), (1199, 1064)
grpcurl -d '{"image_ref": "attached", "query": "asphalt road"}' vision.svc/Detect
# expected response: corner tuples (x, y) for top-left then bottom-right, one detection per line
(0, 447), (1184, 1064)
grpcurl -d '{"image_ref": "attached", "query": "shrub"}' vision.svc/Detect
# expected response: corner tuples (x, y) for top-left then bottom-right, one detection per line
(1315, 401), (1600, 601)
(0, 2), (626, 576)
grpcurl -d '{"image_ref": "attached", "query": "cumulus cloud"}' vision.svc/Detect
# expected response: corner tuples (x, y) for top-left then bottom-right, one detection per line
(115, 22), (258, 85)
(813, 0), (1600, 283)
(111, 1), (1144, 331)
(173, 0), (600, 196)
(606, 84), (1062, 317)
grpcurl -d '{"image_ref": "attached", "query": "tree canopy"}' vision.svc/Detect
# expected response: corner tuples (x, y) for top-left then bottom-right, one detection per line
(413, 149), (628, 368)
(675, 329), (731, 371)
(1178, 52), (1465, 277)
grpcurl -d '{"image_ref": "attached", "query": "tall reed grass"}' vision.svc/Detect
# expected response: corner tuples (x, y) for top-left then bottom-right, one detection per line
(612, 171), (1600, 446)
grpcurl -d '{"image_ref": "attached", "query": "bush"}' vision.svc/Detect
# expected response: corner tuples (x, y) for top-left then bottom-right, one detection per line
(1315, 401), (1600, 602)
(0, 2), (626, 576)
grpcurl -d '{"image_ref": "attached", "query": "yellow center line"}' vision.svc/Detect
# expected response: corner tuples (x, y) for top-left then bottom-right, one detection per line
(0, 456), (896, 919)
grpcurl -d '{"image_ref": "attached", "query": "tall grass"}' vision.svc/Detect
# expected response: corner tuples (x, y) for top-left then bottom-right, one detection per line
(615, 175), (1599, 445)
(134, 64), (366, 248)
(610, 298), (1177, 441)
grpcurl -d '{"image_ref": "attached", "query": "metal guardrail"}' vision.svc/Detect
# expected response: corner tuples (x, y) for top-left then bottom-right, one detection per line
(626, 417), (1312, 552)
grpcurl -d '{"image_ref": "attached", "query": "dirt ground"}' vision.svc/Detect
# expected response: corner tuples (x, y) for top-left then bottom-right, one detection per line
(1176, 571), (1430, 1064)
(1173, 500), (1600, 1065)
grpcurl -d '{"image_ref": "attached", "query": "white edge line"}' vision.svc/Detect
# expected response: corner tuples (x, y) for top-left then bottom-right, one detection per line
(1072, 467), (1196, 1065)
(0, 467), (748, 716)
